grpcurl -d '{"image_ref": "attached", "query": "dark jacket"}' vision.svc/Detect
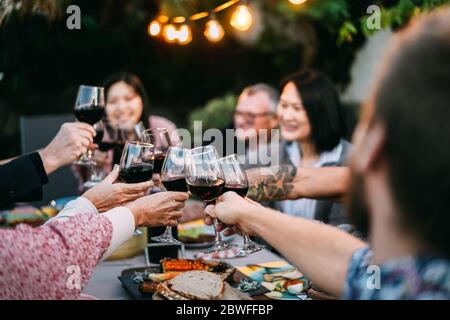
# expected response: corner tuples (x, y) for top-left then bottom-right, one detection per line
(0, 152), (48, 208)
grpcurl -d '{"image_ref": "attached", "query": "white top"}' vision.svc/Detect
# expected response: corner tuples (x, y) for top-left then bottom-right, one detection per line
(277, 140), (344, 219)
(46, 197), (135, 260)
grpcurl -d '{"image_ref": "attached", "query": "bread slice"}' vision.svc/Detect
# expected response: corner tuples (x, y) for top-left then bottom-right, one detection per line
(167, 271), (224, 300)
(156, 282), (189, 300)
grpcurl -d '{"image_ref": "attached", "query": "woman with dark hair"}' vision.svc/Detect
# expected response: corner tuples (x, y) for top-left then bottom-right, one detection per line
(103, 71), (177, 138)
(275, 69), (351, 225)
(73, 72), (178, 190)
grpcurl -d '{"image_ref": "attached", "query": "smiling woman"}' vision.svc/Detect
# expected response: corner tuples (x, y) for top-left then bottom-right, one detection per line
(274, 69), (352, 225)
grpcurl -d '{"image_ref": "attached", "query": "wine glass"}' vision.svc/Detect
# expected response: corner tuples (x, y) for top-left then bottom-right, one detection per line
(119, 141), (154, 235)
(185, 146), (237, 253)
(82, 120), (107, 190)
(151, 146), (188, 244)
(218, 154), (265, 256)
(142, 128), (172, 175)
(73, 85), (105, 165)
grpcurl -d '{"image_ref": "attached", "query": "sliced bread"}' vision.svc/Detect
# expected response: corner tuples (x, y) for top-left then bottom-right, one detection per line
(167, 270), (224, 300)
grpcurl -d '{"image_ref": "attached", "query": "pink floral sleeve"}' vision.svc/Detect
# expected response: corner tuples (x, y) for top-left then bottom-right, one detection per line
(0, 213), (112, 299)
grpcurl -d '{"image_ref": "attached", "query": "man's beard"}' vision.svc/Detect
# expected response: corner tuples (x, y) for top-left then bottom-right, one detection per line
(346, 170), (371, 238)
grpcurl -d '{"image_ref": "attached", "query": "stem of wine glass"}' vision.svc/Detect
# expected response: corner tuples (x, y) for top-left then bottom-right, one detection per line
(213, 218), (223, 243)
(243, 233), (251, 245)
(162, 226), (173, 237)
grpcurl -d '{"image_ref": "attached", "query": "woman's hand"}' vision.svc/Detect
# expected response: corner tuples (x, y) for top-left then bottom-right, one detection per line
(204, 192), (263, 236)
(125, 191), (189, 227)
(82, 165), (152, 212)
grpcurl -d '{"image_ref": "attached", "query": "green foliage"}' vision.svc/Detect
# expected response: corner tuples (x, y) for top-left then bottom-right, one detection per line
(188, 93), (237, 132)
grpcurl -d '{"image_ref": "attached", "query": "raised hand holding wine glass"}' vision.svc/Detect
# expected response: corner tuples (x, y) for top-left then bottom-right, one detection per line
(185, 146), (236, 254)
(151, 146), (188, 244)
(73, 85), (105, 165)
(218, 154), (264, 256)
(119, 141), (155, 235)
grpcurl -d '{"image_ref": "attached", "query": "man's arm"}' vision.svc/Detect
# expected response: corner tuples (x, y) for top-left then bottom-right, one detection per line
(246, 166), (350, 203)
(208, 193), (367, 297)
(243, 208), (366, 296)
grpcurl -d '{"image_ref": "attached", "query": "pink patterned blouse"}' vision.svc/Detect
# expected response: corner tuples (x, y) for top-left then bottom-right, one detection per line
(0, 213), (112, 299)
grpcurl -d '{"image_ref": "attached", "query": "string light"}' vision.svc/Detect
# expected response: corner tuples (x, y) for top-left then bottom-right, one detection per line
(204, 17), (225, 42)
(230, 2), (253, 31)
(289, 0), (307, 5)
(177, 24), (192, 45)
(148, 20), (161, 36)
(163, 24), (178, 43)
(148, 0), (269, 45)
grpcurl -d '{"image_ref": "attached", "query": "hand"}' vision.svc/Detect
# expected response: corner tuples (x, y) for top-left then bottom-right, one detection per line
(125, 191), (189, 228)
(39, 122), (97, 174)
(82, 165), (152, 212)
(204, 192), (262, 236)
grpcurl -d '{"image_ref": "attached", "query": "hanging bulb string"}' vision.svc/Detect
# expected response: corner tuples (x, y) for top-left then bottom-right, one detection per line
(148, 0), (305, 44)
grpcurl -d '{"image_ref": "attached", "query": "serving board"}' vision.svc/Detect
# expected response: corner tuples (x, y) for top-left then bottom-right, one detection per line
(119, 266), (270, 300)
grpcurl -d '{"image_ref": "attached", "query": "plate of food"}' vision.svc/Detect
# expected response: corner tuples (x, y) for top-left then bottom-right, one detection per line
(119, 258), (270, 300)
(237, 261), (310, 300)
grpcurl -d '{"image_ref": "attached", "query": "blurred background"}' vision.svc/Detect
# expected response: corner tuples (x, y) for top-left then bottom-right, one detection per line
(0, 0), (447, 158)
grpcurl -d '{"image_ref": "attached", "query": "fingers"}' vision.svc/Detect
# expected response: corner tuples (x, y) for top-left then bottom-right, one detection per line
(204, 205), (217, 219)
(123, 192), (146, 203)
(215, 221), (228, 232)
(77, 129), (94, 145)
(223, 227), (238, 237)
(123, 180), (153, 193)
(170, 210), (183, 220)
(168, 192), (189, 202)
(75, 122), (97, 137)
(222, 191), (239, 201)
(103, 165), (120, 184)
(204, 215), (214, 226)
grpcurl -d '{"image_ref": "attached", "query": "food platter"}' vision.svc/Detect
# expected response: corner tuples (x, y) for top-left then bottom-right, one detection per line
(118, 258), (270, 300)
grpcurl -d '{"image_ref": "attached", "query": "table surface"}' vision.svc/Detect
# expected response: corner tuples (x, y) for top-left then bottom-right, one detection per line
(83, 239), (283, 300)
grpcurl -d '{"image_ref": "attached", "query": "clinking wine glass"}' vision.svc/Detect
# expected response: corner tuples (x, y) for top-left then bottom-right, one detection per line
(151, 146), (189, 244)
(218, 154), (265, 256)
(142, 128), (172, 175)
(119, 141), (155, 235)
(73, 85), (105, 165)
(185, 146), (237, 254)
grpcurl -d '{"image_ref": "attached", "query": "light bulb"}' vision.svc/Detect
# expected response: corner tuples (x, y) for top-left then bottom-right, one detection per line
(204, 19), (224, 42)
(163, 24), (178, 43)
(289, 0), (307, 4)
(177, 24), (192, 45)
(230, 4), (253, 31)
(148, 20), (161, 37)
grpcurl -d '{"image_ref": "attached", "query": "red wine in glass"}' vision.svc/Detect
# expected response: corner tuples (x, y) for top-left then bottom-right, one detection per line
(119, 163), (154, 183)
(74, 105), (105, 125)
(162, 176), (188, 192)
(222, 183), (249, 197)
(73, 85), (105, 165)
(187, 178), (225, 203)
(93, 128), (104, 144)
(153, 152), (166, 174)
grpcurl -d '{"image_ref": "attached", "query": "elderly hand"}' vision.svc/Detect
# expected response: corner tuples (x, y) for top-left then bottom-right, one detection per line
(204, 192), (263, 236)
(82, 165), (152, 212)
(39, 122), (97, 174)
(125, 191), (189, 227)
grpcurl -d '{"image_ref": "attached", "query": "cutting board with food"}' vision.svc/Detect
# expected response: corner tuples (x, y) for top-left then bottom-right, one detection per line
(119, 258), (270, 300)
(237, 261), (311, 300)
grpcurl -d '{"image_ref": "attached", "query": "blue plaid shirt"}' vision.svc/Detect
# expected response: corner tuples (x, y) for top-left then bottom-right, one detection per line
(342, 247), (450, 300)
